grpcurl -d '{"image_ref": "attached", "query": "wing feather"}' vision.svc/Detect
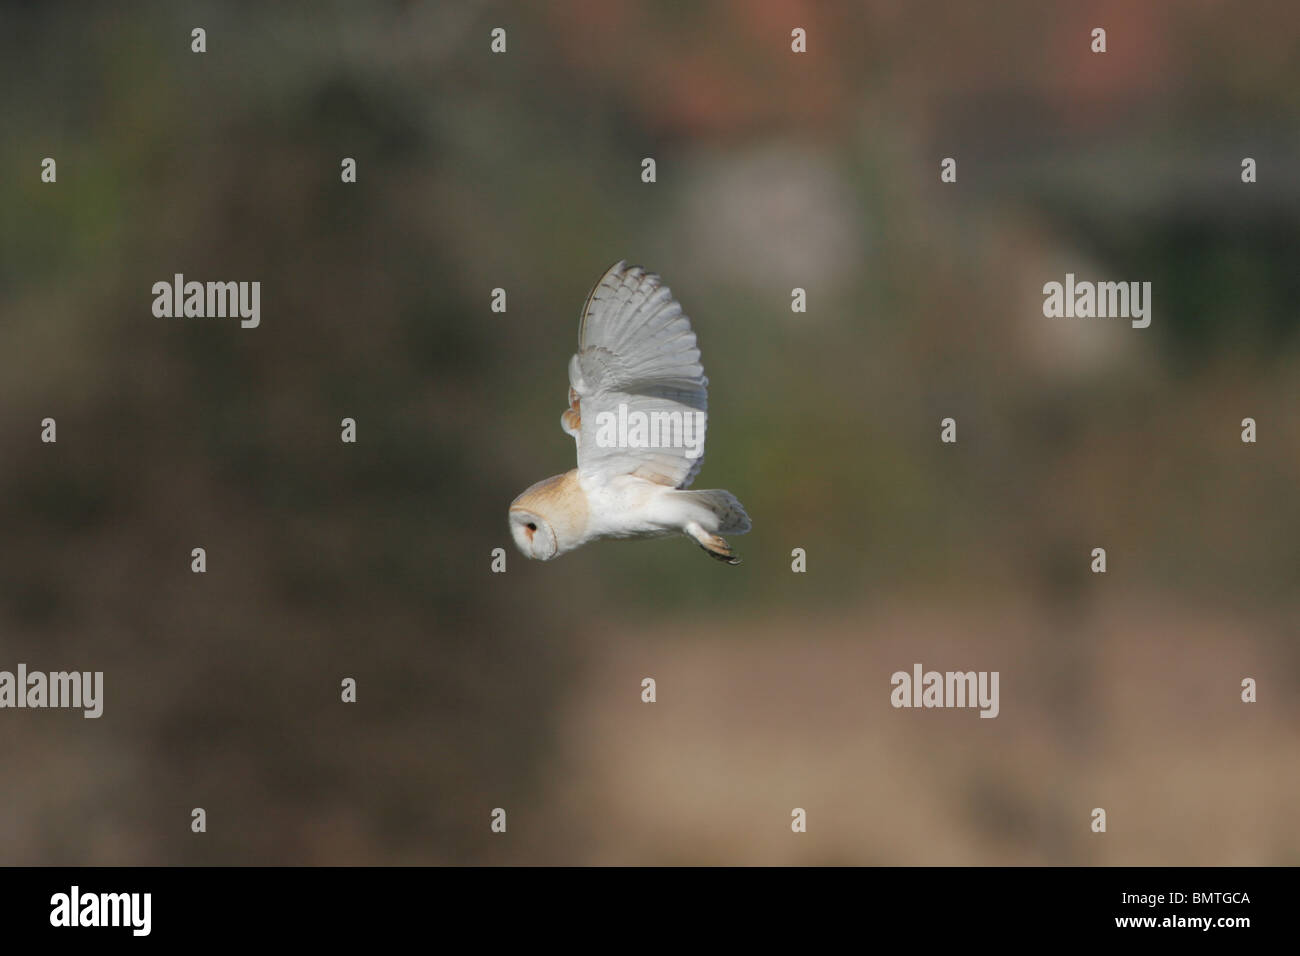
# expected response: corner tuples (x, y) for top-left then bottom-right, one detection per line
(565, 261), (709, 488)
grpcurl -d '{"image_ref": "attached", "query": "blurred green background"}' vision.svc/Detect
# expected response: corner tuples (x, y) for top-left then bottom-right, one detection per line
(1, 0), (1297, 864)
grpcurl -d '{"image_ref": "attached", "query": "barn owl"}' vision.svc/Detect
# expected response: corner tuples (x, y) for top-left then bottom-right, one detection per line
(509, 261), (751, 564)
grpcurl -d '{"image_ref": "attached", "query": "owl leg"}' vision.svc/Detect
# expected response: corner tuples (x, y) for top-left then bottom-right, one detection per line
(685, 521), (741, 565)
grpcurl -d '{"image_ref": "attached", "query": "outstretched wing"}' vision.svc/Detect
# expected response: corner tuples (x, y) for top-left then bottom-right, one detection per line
(564, 261), (709, 489)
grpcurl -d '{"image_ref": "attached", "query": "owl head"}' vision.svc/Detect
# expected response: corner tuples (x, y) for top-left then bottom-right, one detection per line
(508, 504), (559, 560)
(508, 471), (588, 560)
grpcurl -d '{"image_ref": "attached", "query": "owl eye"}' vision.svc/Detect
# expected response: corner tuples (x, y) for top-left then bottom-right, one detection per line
(526, 522), (537, 531)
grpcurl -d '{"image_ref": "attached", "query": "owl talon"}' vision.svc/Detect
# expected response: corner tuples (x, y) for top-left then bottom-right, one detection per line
(693, 531), (741, 565)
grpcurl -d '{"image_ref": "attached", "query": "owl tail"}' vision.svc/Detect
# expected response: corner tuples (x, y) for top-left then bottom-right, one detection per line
(675, 489), (751, 534)
(676, 489), (751, 565)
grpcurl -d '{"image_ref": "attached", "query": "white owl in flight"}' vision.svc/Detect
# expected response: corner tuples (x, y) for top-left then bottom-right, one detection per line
(510, 261), (751, 564)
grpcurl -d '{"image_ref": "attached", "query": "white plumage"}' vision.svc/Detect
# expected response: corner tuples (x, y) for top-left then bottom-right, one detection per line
(510, 261), (751, 564)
